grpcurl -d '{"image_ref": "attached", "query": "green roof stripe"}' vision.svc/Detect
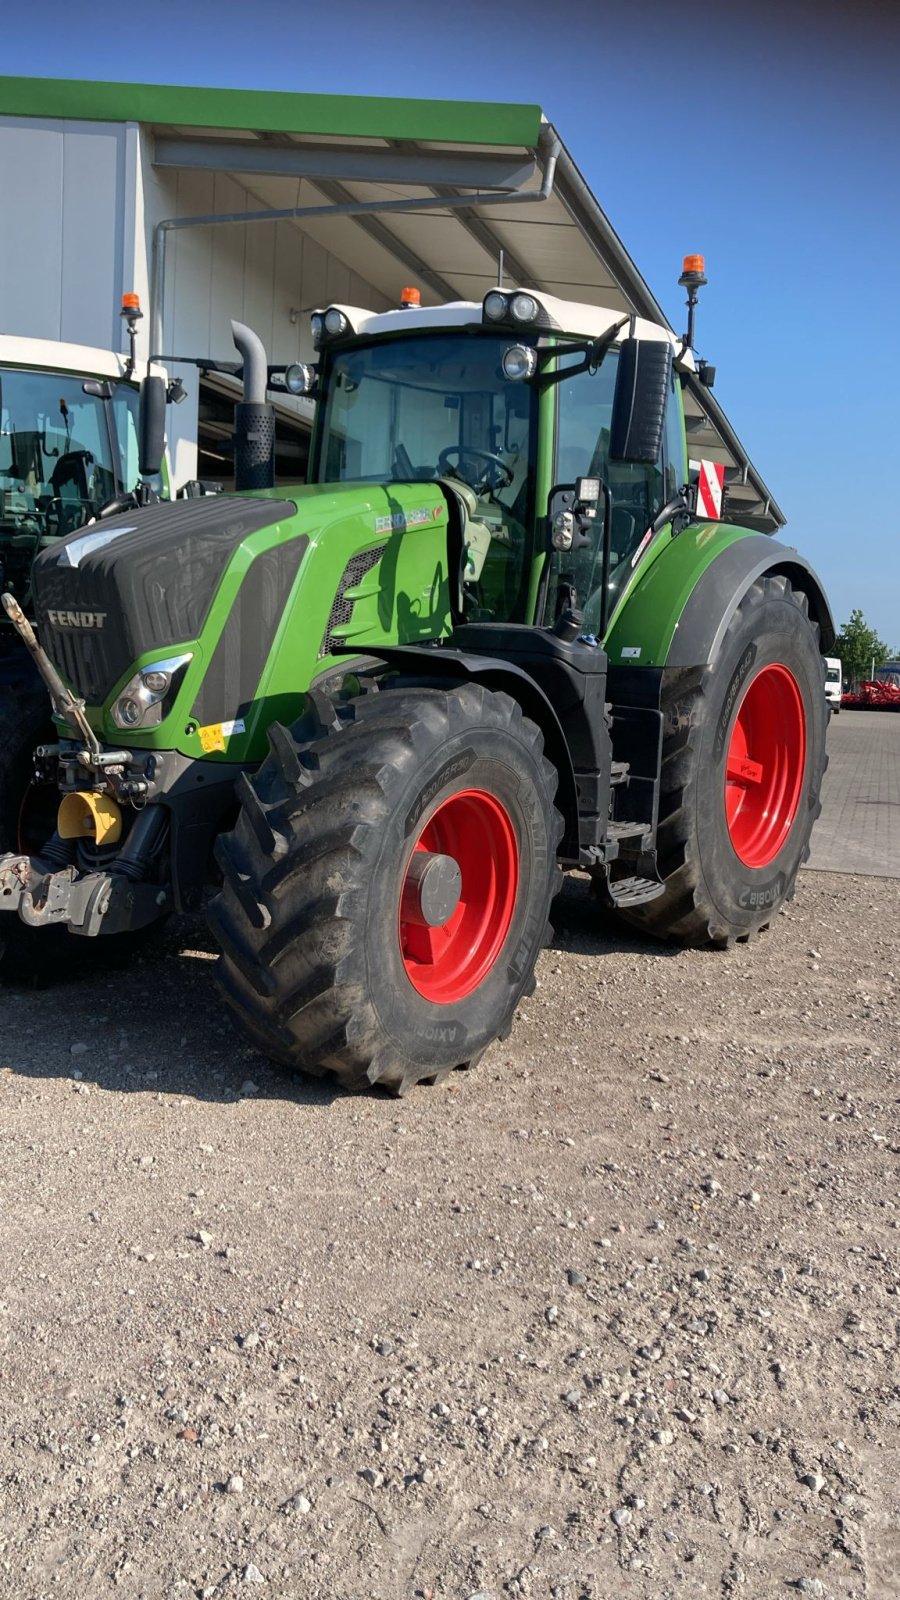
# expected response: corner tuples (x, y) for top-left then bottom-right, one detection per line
(0, 76), (542, 147)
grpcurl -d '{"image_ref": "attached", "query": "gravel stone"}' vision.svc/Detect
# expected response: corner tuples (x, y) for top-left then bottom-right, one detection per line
(0, 856), (895, 1598)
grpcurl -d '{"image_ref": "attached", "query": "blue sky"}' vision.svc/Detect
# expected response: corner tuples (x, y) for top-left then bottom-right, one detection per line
(8, 0), (899, 642)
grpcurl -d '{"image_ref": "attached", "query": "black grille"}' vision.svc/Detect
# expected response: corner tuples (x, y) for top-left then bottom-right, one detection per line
(191, 537), (308, 727)
(319, 544), (387, 659)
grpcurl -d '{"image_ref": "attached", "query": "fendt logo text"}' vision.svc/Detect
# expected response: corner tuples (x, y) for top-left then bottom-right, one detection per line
(47, 609), (107, 630)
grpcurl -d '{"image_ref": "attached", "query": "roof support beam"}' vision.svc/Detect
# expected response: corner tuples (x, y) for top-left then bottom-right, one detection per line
(154, 136), (536, 192)
(308, 177), (460, 303)
(391, 138), (541, 293)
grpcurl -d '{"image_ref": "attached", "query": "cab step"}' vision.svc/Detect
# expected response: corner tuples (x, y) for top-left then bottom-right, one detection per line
(607, 818), (653, 852)
(602, 873), (666, 908)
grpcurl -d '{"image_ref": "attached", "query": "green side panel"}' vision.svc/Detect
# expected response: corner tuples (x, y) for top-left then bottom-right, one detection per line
(94, 482), (452, 762)
(0, 76), (542, 147)
(604, 521), (760, 669)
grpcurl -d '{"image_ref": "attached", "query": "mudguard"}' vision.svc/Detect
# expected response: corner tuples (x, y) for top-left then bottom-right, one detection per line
(604, 524), (835, 670)
(340, 642), (581, 858)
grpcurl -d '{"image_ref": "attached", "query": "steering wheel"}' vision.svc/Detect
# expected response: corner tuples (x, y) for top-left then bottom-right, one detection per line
(438, 445), (514, 494)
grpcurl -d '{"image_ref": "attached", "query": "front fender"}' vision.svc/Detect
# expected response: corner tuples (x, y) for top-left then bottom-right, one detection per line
(604, 523), (835, 669)
(341, 643), (580, 859)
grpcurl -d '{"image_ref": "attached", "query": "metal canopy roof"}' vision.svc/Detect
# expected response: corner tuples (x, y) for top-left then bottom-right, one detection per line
(1, 76), (783, 530)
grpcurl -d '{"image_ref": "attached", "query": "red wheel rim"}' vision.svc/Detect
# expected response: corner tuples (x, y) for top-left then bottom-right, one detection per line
(400, 788), (519, 1003)
(724, 663), (806, 868)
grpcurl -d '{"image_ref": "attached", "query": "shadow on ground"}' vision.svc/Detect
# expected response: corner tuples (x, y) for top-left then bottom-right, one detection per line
(1, 874), (680, 1105)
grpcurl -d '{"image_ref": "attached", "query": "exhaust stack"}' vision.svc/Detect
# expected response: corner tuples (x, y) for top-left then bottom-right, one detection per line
(231, 320), (275, 491)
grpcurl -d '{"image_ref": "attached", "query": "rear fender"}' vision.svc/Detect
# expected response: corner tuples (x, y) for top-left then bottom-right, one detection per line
(605, 524), (835, 670)
(666, 536), (836, 666)
(345, 644), (580, 859)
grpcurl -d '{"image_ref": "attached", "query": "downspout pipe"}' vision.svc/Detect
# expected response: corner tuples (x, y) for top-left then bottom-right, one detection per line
(148, 139), (561, 361)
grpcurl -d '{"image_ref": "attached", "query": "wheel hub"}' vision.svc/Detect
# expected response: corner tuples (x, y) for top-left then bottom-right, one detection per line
(399, 788), (519, 1004)
(400, 851), (462, 928)
(724, 662), (806, 869)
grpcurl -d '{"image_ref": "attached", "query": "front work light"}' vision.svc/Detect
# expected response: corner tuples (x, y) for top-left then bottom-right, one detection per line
(483, 291), (508, 322)
(510, 293), (538, 323)
(310, 312), (325, 349)
(284, 362), (315, 396)
(501, 344), (537, 381)
(111, 654), (192, 731)
(324, 307), (350, 337)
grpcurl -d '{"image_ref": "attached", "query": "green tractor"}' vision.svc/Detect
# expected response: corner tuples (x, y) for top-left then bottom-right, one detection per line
(0, 274), (832, 1093)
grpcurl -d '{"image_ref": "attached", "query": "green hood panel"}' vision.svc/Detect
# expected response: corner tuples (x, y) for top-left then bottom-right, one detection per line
(91, 481), (451, 762)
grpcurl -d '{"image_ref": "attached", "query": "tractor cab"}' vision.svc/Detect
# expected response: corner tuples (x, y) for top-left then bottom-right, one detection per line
(0, 338), (144, 620)
(305, 289), (688, 644)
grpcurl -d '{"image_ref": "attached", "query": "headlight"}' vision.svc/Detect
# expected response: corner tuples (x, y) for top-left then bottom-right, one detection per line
(111, 654), (192, 731)
(501, 344), (537, 381)
(510, 293), (538, 323)
(310, 312), (325, 349)
(483, 291), (508, 321)
(284, 362), (315, 396)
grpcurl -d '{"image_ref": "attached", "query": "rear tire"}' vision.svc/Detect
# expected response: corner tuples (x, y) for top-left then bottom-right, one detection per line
(208, 681), (563, 1094)
(616, 574), (827, 947)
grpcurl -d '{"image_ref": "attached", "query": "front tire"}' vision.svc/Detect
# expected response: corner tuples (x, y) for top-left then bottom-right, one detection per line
(617, 574), (827, 947)
(0, 674), (59, 976)
(208, 681), (563, 1094)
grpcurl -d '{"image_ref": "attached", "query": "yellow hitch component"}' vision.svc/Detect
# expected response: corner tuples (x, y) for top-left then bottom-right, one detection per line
(57, 791), (123, 846)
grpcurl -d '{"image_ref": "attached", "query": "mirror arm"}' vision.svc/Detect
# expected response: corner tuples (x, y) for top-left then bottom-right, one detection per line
(597, 483), (614, 640)
(538, 317), (630, 389)
(650, 487), (695, 538)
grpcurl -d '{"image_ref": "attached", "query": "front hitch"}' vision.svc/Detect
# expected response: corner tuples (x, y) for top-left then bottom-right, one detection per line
(0, 807), (173, 937)
(0, 852), (115, 932)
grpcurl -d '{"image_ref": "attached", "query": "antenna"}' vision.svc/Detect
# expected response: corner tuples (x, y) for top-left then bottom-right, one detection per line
(497, 249), (505, 289)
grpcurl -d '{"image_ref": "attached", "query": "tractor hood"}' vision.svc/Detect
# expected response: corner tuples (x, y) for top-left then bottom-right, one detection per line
(30, 483), (454, 763)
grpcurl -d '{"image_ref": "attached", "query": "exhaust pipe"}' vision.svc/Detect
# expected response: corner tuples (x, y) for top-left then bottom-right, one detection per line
(231, 320), (275, 491)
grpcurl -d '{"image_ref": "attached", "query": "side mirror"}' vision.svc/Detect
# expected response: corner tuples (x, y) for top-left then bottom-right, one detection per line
(138, 374), (166, 477)
(609, 338), (673, 465)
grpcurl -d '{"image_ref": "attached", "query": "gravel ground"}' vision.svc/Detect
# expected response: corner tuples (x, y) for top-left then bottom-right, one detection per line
(1, 870), (898, 1600)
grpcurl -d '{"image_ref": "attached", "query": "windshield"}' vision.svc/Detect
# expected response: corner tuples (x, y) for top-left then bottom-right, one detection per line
(0, 369), (139, 610)
(317, 332), (536, 519)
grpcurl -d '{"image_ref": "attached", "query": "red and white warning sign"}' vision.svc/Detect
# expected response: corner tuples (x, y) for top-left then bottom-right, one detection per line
(697, 458), (725, 520)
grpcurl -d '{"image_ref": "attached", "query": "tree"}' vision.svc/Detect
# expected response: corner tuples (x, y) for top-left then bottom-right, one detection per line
(833, 609), (894, 686)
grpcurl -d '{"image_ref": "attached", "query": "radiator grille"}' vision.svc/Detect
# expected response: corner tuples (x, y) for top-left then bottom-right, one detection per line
(319, 544), (387, 659)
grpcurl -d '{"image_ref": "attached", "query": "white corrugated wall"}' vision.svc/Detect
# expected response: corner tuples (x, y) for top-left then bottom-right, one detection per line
(0, 115), (391, 483)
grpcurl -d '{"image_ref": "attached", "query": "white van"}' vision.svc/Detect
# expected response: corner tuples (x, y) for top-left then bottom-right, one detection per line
(824, 657), (842, 714)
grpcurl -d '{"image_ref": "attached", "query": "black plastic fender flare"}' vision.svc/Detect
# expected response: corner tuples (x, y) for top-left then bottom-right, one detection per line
(340, 644), (580, 858)
(667, 534), (836, 668)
